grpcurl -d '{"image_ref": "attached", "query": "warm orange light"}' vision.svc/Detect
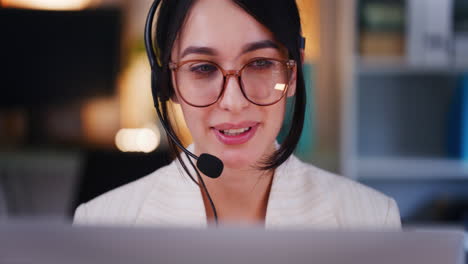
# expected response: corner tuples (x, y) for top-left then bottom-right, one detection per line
(3, 0), (94, 10)
(118, 52), (193, 148)
(119, 53), (154, 129)
(81, 97), (120, 146)
(296, 0), (320, 61)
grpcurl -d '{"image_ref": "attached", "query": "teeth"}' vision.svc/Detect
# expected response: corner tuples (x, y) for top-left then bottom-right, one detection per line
(221, 127), (250, 136)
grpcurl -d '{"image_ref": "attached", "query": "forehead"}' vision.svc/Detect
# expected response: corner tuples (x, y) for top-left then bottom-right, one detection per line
(173, 0), (276, 59)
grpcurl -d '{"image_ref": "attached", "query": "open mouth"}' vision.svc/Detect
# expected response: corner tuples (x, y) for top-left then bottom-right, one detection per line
(212, 122), (259, 145)
(219, 127), (252, 136)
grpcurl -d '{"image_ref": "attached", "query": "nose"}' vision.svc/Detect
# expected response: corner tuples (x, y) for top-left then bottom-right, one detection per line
(218, 74), (249, 112)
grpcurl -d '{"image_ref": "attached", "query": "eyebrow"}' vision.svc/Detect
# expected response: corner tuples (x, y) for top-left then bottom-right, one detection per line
(180, 40), (280, 59)
(241, 40), (280, 54)
(180, 46), (218, 59)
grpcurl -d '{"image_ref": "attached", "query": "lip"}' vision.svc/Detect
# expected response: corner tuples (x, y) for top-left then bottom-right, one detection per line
(212, 121), (259, 130)
(211, 121), (260, 145)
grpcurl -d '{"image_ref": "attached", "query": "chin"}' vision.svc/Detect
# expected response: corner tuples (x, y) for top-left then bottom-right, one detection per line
(217, 147), (264, 170)
(222, 157), (251, 170)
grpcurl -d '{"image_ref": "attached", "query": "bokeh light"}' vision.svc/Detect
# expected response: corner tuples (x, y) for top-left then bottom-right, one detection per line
(115, 127), (160, 153)
(3, 0), (95, 10)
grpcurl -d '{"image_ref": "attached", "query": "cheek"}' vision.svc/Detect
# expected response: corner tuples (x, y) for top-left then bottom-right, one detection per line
(179, 105), (209, 137)
(261, 101), (287, 142)
(270, 101), (286, 129)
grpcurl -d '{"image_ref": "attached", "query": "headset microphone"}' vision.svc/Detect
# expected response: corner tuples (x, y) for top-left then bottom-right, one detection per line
(196, 154), (223, 179)
(144, 0), (224, 179)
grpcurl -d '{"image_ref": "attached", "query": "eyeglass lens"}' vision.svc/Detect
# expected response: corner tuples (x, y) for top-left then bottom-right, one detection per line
(175, 58), (290, 106)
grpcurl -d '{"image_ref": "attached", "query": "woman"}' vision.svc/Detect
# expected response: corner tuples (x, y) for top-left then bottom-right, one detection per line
(74, 0), (401, 229)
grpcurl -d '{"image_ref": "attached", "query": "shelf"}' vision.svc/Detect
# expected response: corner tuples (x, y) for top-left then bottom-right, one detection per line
(356, 57), (468, 75)
(356, 157), (468, 180)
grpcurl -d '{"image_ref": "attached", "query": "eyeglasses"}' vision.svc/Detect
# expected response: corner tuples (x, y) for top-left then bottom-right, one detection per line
(169, 57), (296, 107)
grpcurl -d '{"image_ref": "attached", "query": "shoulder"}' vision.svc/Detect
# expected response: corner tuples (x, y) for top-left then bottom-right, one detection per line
(73, 161), (177, 226)
(282, 156), (401, 229)
(315, 166), (401, 229)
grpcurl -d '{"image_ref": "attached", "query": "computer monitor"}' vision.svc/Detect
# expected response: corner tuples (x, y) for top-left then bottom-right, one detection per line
(0, 222), (465, 264)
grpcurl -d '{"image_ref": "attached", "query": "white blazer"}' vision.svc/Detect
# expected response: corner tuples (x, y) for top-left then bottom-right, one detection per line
(74, 151), (401, 230)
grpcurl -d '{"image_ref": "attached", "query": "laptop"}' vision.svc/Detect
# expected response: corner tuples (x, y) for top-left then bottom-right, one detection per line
(0, 222), (465, 264)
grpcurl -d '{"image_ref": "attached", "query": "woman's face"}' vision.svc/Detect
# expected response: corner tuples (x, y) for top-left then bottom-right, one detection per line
(171, 0), (296, 171)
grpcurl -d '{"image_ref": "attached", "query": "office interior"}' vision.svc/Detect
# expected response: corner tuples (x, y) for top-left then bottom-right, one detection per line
(0, 0), (467, 241)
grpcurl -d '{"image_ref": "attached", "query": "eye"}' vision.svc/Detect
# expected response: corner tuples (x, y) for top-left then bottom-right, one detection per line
(248, 59), (274, 69)
(189, 63), (218, 74)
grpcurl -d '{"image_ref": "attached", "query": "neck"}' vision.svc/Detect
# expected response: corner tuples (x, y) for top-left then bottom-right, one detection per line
(199, 161), (275, 226)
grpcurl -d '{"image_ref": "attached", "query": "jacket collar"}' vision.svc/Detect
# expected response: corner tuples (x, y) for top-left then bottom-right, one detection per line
(264, 154), (338, 229)
(135, 145), (338, 229)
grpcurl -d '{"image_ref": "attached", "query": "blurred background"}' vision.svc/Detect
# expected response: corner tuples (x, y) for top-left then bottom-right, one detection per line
(0, 0), (467, 233)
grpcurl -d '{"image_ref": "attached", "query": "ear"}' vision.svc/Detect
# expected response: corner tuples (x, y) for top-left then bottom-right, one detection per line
(287, 49), (304, 98)
(287, 63), (297, 97)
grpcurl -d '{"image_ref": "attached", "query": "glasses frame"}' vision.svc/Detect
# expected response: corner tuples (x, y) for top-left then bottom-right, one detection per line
(169, 57), (296, 108)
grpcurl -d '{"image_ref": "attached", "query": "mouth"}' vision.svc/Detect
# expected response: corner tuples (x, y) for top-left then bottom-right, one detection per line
(211, 122), (259, 145)
(219, 127), (252, 136)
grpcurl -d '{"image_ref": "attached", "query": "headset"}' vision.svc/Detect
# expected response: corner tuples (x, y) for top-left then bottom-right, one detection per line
(144, 1), (224, 180)
(144, 0), (223, 225)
